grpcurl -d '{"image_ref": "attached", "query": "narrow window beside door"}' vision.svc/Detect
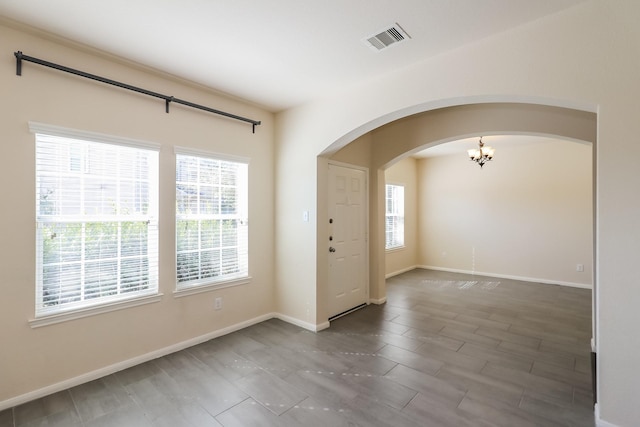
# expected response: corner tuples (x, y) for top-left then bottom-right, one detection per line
(385, 184), (405, 250)
(175, 150), (249, 290)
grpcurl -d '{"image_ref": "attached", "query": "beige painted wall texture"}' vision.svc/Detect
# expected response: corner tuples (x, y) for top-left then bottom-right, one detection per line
(417, 138), (593, 287)
(329, 133), (371, 168)
(275, 2), (640, 424)
(0, 23), (275, 405)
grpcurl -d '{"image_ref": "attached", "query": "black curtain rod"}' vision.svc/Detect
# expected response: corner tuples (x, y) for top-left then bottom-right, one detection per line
(14, 51), (261, 133)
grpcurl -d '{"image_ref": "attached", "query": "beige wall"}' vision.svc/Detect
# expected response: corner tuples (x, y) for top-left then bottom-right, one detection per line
(4, 1), (640, 424)
(275, 2), (640, 425)
(329, 133), (371, 167)
(417, 137), (593, 287)
(0, 22), (275, 406)
(384, 157), (419, 277)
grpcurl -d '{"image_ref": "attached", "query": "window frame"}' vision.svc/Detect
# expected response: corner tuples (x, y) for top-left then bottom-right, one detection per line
(174, 146), (250, 296)
(30, 122), (161, 327)
(385, 183), (405, 251)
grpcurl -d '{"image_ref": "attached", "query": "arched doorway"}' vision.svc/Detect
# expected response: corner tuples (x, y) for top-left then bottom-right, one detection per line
(319, 101), (596, 339)
(383, 134), (592, 287)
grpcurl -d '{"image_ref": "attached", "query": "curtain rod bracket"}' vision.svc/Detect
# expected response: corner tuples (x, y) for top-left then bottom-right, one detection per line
(13, 51), (261, 133)
(15, 51), (23, 76)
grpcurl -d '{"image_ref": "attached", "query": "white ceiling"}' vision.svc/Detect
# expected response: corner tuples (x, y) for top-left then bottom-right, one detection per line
(0, 0), (587, 112)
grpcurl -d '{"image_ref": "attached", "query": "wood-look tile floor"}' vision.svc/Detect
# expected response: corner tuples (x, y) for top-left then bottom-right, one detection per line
(0, 269), (595, 426)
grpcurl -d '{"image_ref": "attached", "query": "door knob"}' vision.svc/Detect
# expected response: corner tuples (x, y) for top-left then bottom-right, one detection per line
(329, 247), (336, 253)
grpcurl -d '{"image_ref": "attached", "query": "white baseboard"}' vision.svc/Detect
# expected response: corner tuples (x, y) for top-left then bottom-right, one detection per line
(369, 297), (387, 305)
(273, 312), (329, 332)
(418, 265), (592, 289)
(385, 265), (418, 279)
(0, 311), (328, 411)
(595, 403), (620, 427)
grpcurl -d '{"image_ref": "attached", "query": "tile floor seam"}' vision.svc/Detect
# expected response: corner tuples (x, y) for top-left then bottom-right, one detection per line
(571, 356), (579, 373)
(381, 361), (400, 377)
(213, 396), (254, 422)
(517, 388), (527, 410)
(455, 389), (472, 411)
(245, 364), (312, 409)
(66, 387), (83, 426)
(399, 390), (420, 411)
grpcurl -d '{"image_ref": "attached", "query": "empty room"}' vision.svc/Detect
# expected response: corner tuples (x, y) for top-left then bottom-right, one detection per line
(0, 1), (639, 426)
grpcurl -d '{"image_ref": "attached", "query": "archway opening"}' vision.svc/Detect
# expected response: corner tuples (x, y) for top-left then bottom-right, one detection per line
(321, 102), (596, 340)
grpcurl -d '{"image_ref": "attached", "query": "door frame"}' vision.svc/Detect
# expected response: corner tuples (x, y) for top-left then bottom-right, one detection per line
(327, 160), (370, 318)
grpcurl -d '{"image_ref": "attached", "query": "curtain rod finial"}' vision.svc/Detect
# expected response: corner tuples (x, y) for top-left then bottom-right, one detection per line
(15, 51), (23, 76)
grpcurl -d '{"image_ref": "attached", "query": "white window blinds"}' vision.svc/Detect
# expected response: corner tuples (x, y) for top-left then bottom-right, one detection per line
(385, 184), (405, 249)
(175, 151), (248, 288)
(35, 132), (159, 317)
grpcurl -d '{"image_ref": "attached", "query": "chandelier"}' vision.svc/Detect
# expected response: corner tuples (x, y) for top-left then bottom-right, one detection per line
(467, 136), (495, 168)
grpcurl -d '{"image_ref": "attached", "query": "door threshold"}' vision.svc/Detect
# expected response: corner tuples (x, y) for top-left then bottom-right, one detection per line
(328, 303), (367, 322)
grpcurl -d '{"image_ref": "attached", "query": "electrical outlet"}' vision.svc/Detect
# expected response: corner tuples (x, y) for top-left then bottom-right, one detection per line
(214, 297), (222, 310)
(576, 264), (584, 272)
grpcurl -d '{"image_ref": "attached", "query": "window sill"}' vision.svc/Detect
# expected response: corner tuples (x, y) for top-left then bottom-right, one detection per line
(386, 245), (406, 253)
(173, 276), (252, 298)
(29, 293), (163, 328)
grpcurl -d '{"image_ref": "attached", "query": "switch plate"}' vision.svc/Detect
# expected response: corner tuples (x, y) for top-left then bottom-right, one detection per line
(576, 264), (584, 272)
(214, 297), (222, 310)
(303, 211), (309, 222)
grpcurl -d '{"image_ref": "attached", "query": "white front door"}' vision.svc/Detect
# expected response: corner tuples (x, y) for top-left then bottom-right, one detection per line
(328, 163), (368, 319)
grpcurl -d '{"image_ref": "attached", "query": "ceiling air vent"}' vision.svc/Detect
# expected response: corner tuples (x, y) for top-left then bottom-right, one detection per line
(363, 23), (410, 51)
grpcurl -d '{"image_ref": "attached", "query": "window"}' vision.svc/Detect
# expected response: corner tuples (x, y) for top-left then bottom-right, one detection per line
(385, 184), (405, 250)
(175, 150), (248, 290)
(34, 127), (159, 318)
